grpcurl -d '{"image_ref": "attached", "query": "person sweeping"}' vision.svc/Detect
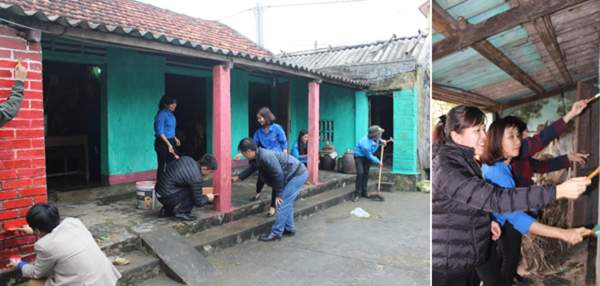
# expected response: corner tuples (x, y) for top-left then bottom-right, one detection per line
(352, 125), (393, 202)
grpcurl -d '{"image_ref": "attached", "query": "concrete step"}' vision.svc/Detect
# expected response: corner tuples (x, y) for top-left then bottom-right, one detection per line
(140, 228), (215, 286)
(172, 175), (356, 236)
(124, 182), (370, 286)
(115, 250), (161, 286)
(186, 182), (370, 255)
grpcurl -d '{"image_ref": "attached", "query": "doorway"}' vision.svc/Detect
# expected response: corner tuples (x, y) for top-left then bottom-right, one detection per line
(369, 94), (394, 165)
(165, 73), (208, 160)
(43, 61), (103, 191)
(248, 81), (290, 139)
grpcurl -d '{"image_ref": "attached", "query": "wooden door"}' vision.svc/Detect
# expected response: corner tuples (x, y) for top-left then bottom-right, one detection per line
(569, 81), (599, 227)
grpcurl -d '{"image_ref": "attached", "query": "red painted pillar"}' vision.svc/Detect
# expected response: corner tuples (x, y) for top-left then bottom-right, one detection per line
(308, 80), (320, 185)
(212, 64), (232, 212)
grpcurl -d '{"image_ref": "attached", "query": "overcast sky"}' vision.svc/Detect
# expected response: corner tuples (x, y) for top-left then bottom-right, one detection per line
(137, 0), (428, 53)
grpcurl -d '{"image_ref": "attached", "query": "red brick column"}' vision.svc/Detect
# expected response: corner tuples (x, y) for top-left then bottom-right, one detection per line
(0, 25), (45, 267)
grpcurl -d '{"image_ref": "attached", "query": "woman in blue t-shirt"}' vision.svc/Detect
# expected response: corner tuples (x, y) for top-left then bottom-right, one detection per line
(250, 107), (288, 216)
(479, 117), (592, 285)
(291, 129), (308, 166)
(154, 96), (181, 178)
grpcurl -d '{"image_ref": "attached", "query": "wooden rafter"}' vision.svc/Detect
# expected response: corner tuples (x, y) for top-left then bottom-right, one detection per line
(532, 16), (574, 85)
(432, 84), (500, 110)
(433, 2), (546, 96)
(433, 0), (591, 60)
(500, 83), (578, 110)
(471, 41), (545, 95)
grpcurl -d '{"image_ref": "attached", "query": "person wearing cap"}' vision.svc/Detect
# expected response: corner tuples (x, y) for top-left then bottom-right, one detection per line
(352, 125), (393, 202)
(155, 154), (218, 221)
(0, 61), (27, 127)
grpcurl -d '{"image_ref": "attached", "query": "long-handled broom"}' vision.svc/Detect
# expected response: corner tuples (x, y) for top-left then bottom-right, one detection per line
(369, 143), (386, 202)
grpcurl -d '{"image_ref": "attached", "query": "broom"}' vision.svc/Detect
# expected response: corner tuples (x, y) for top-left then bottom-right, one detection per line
(369, 143), (386, 202)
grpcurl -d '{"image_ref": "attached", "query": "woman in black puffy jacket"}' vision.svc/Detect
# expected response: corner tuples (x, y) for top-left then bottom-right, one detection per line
(431, 106), (590, 286)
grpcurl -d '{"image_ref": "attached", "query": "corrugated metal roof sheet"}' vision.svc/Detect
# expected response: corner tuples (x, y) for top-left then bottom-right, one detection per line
(0, 1), (366, 87)
(277, 33), (429, 72)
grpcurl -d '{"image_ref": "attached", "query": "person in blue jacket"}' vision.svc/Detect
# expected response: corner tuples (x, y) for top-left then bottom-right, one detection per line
(290, 129), (308, 166)
(479, 117), (592, 285)
(154, 95), (181, 179)
(353, 125), (392, 202)
(249, 107), (288, 216)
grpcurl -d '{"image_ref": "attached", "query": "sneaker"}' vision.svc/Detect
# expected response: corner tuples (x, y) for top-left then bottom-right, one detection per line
(283, 229), (296, 236)
(174, 213), (197, 221)
(352, 195), (360, 202)
(258, 233), (281, 242)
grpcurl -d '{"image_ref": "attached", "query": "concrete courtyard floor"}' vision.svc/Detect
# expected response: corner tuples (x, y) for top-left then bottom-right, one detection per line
(140, 191), (431, 286)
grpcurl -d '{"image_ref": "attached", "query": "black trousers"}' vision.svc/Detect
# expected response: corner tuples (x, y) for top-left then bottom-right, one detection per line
(256, 176), (277, 207)
(155, 138), (177, 178)
(354, 157), (371, 196)
(498, 222), (523, 284)
(475, 233), (514, 286)
(433, 270), (479, 286)
(158, 190), (194, 216)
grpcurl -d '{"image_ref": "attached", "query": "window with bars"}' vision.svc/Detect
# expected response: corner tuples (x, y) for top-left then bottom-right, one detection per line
(319, 120), (334, 143)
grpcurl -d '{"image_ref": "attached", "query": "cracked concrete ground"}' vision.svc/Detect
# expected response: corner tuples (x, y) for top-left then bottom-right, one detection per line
(140, 191), (431, 286)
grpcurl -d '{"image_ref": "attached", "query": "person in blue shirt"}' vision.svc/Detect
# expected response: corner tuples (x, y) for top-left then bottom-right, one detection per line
(479, 117), (592, 285)
(248, 107), (288, 216)
(154, 96), (181, 179)
(353, 125), (392, 202)
(290, 129), (308, 166)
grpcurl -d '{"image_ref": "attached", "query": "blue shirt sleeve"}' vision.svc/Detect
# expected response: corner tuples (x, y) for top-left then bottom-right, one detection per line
(17, 261), (28, 270)
(291, 142), (300, 159)
(252, 129), (260, 147)
(362, 140), (380, 165)
(275, 125), (288, 149)
(503, 211), (536, 235)
(492, 213), (507, 226)
(154, 111), (165, 137)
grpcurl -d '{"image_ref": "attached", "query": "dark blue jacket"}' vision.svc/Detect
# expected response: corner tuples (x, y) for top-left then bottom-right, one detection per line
(155, 156), (208, 206)
(238, 148), (306, 196)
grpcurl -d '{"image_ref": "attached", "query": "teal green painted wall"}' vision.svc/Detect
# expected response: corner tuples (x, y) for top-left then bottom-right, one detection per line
(354, 91), (369, 142)
(320, 83), (356, 154)
(231, 69), (249, 156)
(44, 40), (361, 177)
(106, 48), (166, 175)
(393, 89), (418, 175)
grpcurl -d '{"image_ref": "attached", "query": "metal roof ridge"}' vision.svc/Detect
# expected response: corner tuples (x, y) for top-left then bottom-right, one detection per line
(277, 33), (427, 58)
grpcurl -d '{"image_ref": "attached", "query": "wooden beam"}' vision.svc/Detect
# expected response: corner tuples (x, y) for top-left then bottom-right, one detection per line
(433, 0), (591, 60)
(471, 41), (545, 95)
(432, 2), (458, 36)
(433, 2), (545, 95)
(532, 16), (574, 85)
(500, 83), (578, 110)
(432, 84), (500, 110)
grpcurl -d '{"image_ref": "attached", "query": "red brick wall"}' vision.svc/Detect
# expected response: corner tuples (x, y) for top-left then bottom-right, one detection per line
(0, 25), (45, 268)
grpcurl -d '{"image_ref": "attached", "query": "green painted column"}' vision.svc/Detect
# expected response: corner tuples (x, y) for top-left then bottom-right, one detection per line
(393, 89), (418, 175)
(355, 91), (368, 143)
(230, 69), (249, 157)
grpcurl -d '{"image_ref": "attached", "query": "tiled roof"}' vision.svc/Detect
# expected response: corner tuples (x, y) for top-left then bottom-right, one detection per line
(0, 0), (366, 87)
(0, 0), (272, 58)
(277, 33), (429, 71)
